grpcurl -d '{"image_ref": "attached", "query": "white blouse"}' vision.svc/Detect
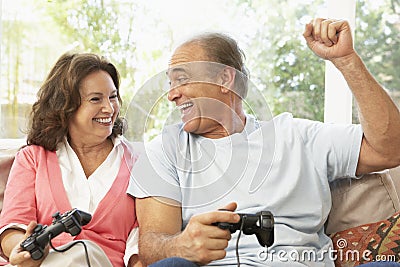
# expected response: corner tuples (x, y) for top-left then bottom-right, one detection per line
(56, 136), (138, 265)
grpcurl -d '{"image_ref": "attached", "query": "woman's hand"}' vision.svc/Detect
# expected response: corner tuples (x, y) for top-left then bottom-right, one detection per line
(9, 221), (49, 267)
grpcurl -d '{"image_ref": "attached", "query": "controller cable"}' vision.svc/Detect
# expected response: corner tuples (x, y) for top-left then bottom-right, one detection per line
(235, 215), (247, 267)
(48, 233), (91, 267)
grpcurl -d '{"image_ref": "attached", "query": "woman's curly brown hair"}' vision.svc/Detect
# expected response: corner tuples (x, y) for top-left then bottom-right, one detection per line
(27, 52), (125, 151)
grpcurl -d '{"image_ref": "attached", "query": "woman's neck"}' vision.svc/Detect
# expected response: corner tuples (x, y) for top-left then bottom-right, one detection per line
(68, 137), (114, 178)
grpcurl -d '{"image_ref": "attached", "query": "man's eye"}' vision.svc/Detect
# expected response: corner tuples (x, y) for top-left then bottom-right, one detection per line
(169, 77), (189, 87)
(177, 77), (189, 84)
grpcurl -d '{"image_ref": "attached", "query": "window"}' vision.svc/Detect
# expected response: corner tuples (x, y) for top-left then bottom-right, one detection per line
(353, 0), (400, 123)
(1, 0), (398, 140)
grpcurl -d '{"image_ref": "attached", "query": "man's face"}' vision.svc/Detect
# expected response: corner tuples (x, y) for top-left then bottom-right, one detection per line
(167, 44), (231, 138)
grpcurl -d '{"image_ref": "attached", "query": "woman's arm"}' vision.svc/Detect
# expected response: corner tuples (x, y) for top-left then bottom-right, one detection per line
(0, 228), (25, 258)
(0, 222), (47, 266)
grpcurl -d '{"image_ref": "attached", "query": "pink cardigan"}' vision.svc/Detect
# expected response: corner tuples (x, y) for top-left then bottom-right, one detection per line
(0, 143), (138, 267)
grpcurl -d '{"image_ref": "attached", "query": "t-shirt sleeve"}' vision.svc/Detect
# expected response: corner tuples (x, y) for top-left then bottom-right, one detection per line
(0, 147), (38, 260)
(127, 135), (182, 203)
(292, 117), (363, 182)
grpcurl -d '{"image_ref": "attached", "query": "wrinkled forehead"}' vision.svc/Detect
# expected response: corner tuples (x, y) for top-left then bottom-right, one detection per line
(168, 42), (209, 66)
(166, 61), (227, 79)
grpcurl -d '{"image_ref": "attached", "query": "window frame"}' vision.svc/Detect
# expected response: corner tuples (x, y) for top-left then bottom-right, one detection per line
(324, 0), (356, 123)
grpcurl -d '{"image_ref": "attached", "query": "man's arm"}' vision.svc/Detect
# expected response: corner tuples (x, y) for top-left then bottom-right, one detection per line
(303, 18), (400, 175)
(128, 254), (144, 267)
(334, 53), (400, 175)
(136, 197), (239, 266)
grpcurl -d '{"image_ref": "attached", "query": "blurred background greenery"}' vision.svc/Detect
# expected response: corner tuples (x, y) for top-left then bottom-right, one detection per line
(1, 0), (399, 140)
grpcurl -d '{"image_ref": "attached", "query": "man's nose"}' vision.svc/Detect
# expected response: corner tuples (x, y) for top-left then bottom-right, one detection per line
(167, 86), (182, 102)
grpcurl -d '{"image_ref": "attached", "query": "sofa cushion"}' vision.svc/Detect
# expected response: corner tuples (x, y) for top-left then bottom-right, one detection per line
(326, 171), (400, 235)
(0, 139), (26, 212)
(390, 166), (400, 198)
(330, 211), (400, 266)
(0, 156), (14, 212)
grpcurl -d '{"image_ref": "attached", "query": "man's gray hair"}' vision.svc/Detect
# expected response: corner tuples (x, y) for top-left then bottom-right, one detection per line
(182, 32), (249, 99)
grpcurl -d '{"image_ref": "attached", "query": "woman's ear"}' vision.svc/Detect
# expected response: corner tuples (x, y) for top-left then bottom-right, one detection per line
(219, 67), (236, 94)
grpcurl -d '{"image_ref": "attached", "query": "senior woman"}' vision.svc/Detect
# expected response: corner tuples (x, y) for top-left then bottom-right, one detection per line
(0, 52), (142, 267)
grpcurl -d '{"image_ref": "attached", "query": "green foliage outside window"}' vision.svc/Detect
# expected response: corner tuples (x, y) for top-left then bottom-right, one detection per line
(1, 0), (399, 139)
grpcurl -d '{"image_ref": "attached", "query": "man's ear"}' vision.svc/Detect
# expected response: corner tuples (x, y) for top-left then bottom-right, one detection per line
(219, 67), (236, 94)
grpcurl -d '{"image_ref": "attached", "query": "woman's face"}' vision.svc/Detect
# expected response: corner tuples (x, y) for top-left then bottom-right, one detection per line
(68, 70), (120, 146)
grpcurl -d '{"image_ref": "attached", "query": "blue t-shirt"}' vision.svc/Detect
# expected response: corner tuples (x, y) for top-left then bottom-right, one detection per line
(128, 113), (363, 266)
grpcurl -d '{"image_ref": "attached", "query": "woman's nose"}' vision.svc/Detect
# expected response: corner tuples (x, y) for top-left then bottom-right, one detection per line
(102, 98), (114, 113)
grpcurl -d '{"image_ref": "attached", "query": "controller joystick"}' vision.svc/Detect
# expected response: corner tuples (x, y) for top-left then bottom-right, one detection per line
(20, 209), (92, 260)
(214, 210), (274, 247)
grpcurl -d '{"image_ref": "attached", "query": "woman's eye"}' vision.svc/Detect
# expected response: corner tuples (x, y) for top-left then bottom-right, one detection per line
(90, 97), (101, 103)
(110, 95), (118, 101)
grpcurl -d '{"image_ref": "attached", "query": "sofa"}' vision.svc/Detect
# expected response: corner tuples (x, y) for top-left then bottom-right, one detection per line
(0, 139), (26, 213)
(1, 139), (400, 266)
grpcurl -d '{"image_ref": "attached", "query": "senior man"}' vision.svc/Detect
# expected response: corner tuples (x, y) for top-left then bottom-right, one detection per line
(129, 18), (400, 267)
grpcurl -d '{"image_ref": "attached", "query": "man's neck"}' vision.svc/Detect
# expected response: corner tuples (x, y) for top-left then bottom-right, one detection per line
(201, 110), (246, 139)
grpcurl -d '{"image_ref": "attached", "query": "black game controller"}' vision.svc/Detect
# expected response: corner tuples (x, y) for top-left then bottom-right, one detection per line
(20, 208), (92, 260)
(215, 210), (274, 247)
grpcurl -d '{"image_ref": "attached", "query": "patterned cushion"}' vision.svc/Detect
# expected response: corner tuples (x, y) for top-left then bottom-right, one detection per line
(331, 211), (400, 266)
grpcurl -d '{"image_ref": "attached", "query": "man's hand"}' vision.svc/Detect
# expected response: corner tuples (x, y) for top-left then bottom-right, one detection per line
(303, 18), (400, 174)
(9, 221), (48, 267)
(137, 197), (241, 266)
(175, 202), (240, 265)
(303, 18), (355, 64)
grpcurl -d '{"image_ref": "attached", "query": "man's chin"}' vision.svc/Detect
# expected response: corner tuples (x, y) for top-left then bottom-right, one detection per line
(182, 119), (200, 134)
